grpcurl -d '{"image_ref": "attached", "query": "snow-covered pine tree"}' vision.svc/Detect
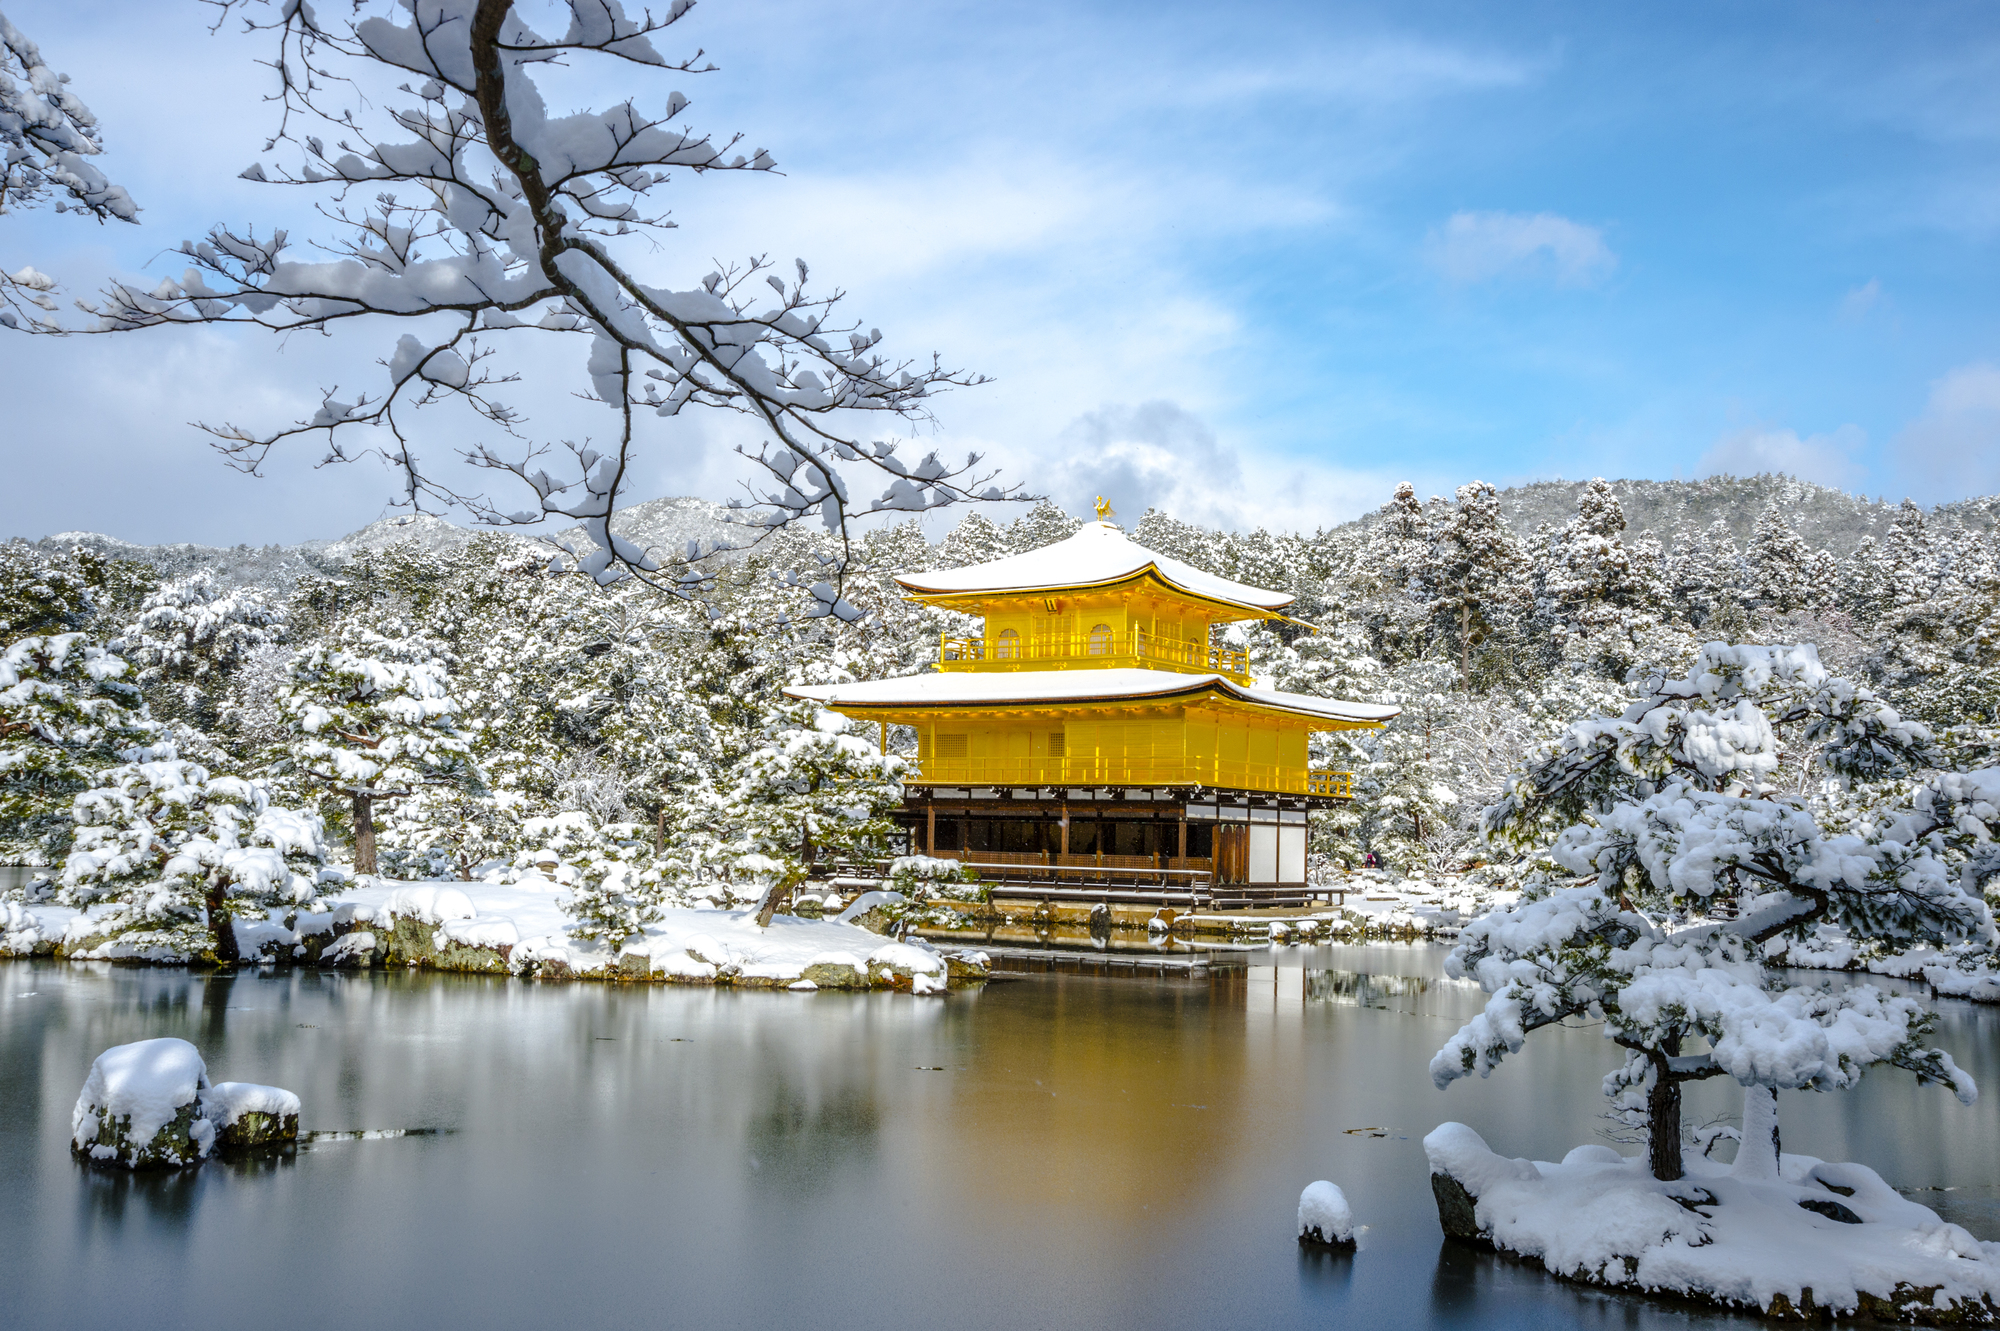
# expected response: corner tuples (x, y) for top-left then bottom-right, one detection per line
(1540, 478), (1680, 681)
(1004, 499), (1087, 553)
(1436, 643), (1991, 1181)
(518, 810), (670, 947)
(1252, 619), (1389, 871)
(709, 702), (906, 926)
(937, 511), (1008, 569)
(58, 754), (324, 962)
(1748, 502), (1819, 613)
(276, 627), (477, 875)
(0, 633), (155, 865)
(117, 573), (284, 742)
(1132, 509), (1224, 573)
(1356, 661), (1469, 875)
(1419, 481), (1531, 686)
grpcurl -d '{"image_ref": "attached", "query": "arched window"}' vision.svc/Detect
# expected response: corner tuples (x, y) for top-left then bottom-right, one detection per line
(996, 628), (1019, 660)
(1087, 623), (1113, 655)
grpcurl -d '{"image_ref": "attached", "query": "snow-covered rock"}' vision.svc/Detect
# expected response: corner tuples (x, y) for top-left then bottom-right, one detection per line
(72, 1038), (213, 1169)
(203, 1082), (301, 1150)
(71, 1040), (303, 1169)
(1297, 1181), (1355, 1247)
(1425, 1122), (2000, 1323)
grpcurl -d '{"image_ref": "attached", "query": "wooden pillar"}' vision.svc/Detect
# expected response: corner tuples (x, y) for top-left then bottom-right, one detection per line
(926, 802), (935, 856)
(878, 720), (887, 754)
(1060, 801), (1070, 858)
(1177, 816), (1187, 864)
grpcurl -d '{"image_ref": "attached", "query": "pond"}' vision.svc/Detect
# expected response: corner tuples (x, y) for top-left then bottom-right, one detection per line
(4, 946), (1998, 1330)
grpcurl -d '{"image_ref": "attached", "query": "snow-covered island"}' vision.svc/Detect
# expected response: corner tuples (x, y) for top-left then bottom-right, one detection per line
(1427, 1123), (2000, 1323)
(5, 877), (986, 990)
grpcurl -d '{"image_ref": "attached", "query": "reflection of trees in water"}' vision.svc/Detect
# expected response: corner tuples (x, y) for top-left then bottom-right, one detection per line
(744, 1081), (881, 1196)
(1305, 971), (1434, 1012)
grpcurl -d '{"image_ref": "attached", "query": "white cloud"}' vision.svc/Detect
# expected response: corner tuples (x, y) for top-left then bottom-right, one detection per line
(1837, 278), (1883, 324)
(1893, 363), (2000, 500)
(1427, 210), (1616, 286)
(962, 400), (1404, 535)
(1697, 423), (1868, 489)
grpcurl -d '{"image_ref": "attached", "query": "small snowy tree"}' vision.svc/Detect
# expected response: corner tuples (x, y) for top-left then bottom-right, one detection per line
(58, 754), (324, 961)
(707, 705), (905, 925)
(1434, 644), (1991, 1181)
(0, 10), (139, 329)
(276, 628), (477, 874)
(518, 809), (669, 947)
(0, 633), (154, 864)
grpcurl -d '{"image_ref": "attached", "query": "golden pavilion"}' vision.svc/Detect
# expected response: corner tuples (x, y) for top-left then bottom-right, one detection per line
(785, 506), (1398, 907)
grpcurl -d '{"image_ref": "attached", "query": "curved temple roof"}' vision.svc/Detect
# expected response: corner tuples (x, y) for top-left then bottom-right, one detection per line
(787, 669), (1401, 727)
(895, 521), (1295, 612)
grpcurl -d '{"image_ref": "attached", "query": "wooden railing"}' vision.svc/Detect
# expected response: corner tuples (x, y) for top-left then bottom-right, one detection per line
(937, 627), (1250, 682)
(907, 760), (1356, 799)
(1307, 769), (1354, 798)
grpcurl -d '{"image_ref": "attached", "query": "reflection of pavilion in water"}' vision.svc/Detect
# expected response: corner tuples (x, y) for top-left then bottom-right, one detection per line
(788, 504), (1399, 909)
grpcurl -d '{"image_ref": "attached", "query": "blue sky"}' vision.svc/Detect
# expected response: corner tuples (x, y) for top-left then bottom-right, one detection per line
(3, 0), (1997, 544)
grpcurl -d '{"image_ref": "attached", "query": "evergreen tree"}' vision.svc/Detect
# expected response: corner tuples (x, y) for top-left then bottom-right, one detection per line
(1443, 644), (1989, 1181)
(0, 634), (155, 864)
(1748, 502), (1819, 612)
(1419, 482), (1531, 685)
(58, 755), (324, 961)
(707, 702), (906, 925)
(276, 627), (478, 874)
(937, 510), (1008, 569)
(117, 573), (284, 742)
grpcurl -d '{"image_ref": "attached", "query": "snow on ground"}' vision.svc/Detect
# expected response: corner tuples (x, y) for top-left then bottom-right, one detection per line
(0, 901), (77, 955)
(1426, 1122), (2000, 1321)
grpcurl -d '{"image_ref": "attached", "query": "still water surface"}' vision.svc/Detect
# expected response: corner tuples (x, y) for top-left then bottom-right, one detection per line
(4, 946), (1999, 1330)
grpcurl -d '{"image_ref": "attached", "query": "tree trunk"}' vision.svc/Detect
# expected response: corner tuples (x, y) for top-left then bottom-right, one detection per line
(353, 792), (377, 875)
(1458, 605), (1471, 684)
(204, 876), (240, 965)
(754, 871), (797, 929)
(1647, 1043), (1683, 1181)
(1731, 1084), (1782, 1179)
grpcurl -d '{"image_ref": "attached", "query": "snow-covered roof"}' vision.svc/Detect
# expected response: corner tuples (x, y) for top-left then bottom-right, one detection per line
(896, 522), (1295, 613)
(786, 668), (1399, 727)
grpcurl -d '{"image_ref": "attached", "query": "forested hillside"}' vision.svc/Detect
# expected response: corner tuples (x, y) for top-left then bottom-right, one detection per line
(5, 472), (1997, 946)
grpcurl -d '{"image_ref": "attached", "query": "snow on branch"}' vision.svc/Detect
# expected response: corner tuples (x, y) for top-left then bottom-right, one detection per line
(64, 0), (1010, 589)
(0, 9), (139, 330)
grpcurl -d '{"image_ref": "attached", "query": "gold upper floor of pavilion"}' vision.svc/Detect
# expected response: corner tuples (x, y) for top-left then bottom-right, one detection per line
(899, 518), (1290, 686)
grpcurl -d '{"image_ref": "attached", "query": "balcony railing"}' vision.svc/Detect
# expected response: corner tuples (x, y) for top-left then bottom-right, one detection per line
(906, 755), (1356, 799)
(938, 626), (1250, 682)
(1306, 770), (1354, 799)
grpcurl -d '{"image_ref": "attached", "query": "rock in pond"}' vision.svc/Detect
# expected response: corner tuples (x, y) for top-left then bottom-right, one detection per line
(1298, 1180), (1356, 1248)
(70, 1038), (300, 1169)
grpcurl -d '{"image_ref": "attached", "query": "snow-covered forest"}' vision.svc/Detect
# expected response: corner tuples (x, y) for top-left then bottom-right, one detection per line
(7, 470), (2000, 944)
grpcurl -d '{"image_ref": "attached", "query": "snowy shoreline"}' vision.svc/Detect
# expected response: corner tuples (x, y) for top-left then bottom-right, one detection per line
(1427, 1123), (2000, 1325)
(1, 880), (989, 992)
